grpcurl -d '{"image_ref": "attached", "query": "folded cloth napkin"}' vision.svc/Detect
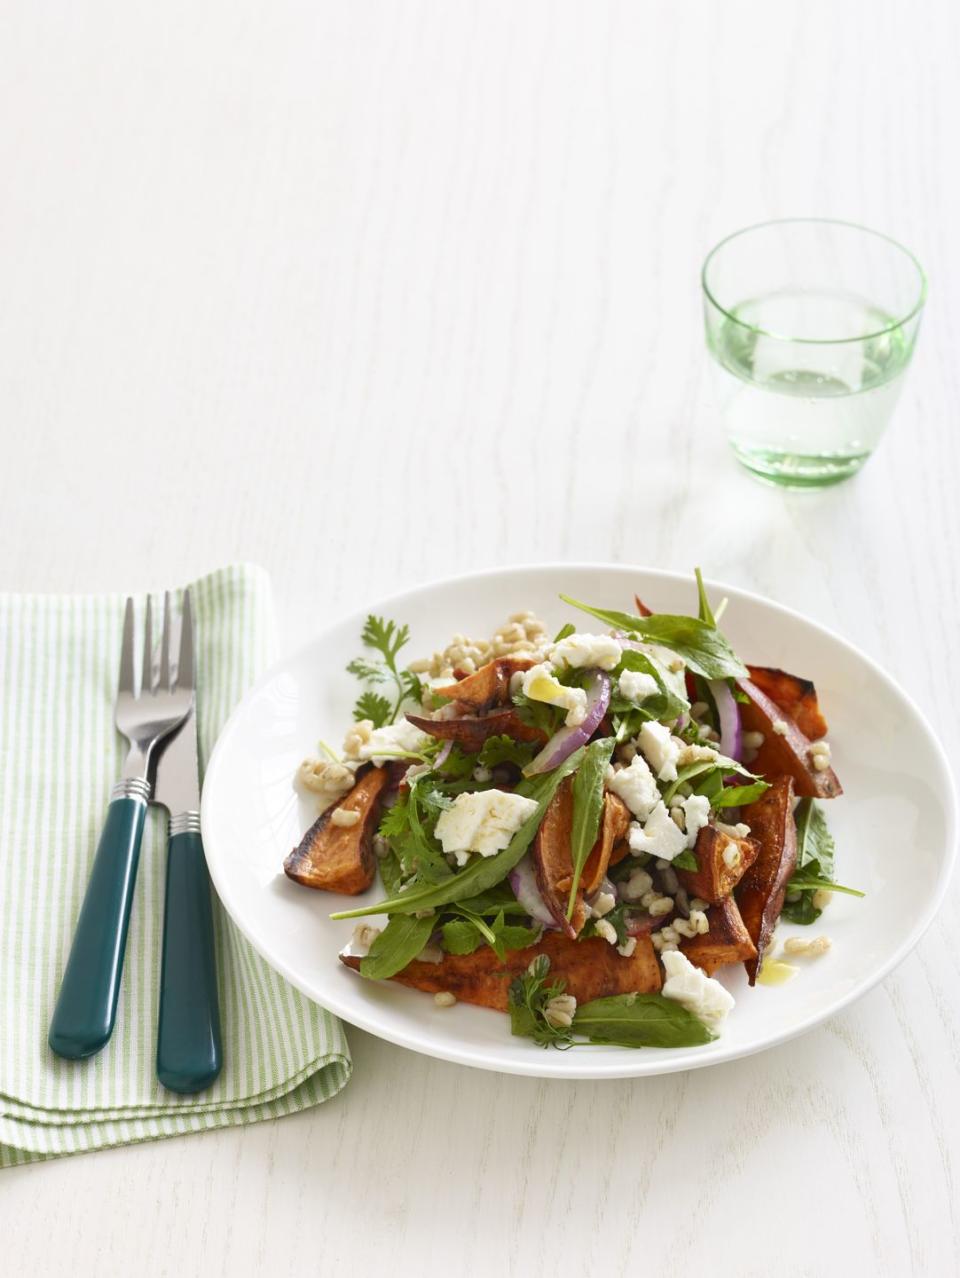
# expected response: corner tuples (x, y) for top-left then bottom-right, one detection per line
(0, 564), (351, 1167)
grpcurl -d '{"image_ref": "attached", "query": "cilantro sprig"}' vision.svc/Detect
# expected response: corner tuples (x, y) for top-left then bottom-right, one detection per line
(347, 615), (423, 726)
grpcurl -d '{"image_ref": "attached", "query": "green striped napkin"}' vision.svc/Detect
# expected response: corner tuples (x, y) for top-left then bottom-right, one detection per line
(0, 564), (351, 1167)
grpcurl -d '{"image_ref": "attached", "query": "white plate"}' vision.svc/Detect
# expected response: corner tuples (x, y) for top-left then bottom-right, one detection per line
(202, 565), (957, 1078)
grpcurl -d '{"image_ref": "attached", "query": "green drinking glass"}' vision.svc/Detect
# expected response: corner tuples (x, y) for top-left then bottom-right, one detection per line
(702, 218), (926, 487)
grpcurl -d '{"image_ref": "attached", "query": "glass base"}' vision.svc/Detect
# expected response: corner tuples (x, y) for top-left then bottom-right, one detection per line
(730, 441), (870, 489)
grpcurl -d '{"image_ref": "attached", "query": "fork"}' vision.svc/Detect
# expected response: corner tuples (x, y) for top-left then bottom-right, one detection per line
(48, 594), (193, 1060)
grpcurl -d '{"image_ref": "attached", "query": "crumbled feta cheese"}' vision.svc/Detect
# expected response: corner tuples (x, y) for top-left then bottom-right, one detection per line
(660, 950), (735, 1025)
(548, 632), (622, 671)
(594, 918), (619, 946)
(606, 752), (660, 820)
(681, 794), (711, 850)
(354, 719), (432, 765)
(434, 788), (539, 865)
(783, 935), (831, 958)
(434, 991), (457, 1007)
(628, 802), (687, 862)
(618, 668), (659, 703)
(521, 663), (588, 727)
(617, 937), (638, 958)
(771, 718), (789, 736)
(543, 992), (578, 1028)
(330, 808), (361, 829)
(638, 721), (683, 782)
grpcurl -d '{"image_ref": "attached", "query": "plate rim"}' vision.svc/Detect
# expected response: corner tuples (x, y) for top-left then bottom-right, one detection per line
(202, 561), (959, 1079)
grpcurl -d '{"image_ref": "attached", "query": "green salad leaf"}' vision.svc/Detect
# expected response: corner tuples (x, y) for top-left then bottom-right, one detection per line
(559, 594), (747, 680)
(359, 913), (436, 980)
(331, 749), (585, 920)
(782, 799), (862, 923)
(694, 566), (717, 628)
(572, 992), (717, 1048)
(565, 737), (615, 919)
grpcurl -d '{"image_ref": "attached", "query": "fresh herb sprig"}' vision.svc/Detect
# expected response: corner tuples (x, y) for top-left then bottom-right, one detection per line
(507, 956), (575, 1047)
(347, 615), (423, 726)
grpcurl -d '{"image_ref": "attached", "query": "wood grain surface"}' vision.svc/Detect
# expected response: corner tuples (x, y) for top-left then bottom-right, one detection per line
(2, 1), (959, 1274)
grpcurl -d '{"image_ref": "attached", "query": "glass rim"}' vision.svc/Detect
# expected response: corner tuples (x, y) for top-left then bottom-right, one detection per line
(701, 217), (928, 346)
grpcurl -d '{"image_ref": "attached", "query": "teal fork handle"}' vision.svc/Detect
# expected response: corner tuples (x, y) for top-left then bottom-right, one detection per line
(48, 795), (147, 1059)
(156, 829), (222, 1093)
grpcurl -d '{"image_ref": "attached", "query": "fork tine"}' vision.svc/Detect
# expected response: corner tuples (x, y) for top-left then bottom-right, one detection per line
(159, 591), (172, 691)
(141, 595), (153, 697)
(118, 598), (136, 695)
(178, 589), (195, 691)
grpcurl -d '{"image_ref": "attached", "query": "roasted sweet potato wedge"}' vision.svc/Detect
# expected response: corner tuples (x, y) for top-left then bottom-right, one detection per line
(406, 709), (545, 753)
(677, 824), (758, 904)
(433, 657), (536, 713)
(735, 776), (798, 984)
(532, 778), (585, 938)
(285, 766), (390, 894)
(341, 931), (661, 1010)
(571, 793), (631, 896)
(737, 677), (842, 799)
(680, 896), (757, 976)
(747, 665), (828, 740)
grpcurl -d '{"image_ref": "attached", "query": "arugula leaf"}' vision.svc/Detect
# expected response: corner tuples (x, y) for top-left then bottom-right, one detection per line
(331, 749), (585, 920)
(565, 737), (615, 919)
(572, 992), (716, 1048)
(359, 913), (436, 980)
(781, 800), (862, 923)
(353, 690), (393, 727)
(795, 798), (836, 874)
(377, 784), (453, 887)
(559, 594), (747, 680)
(785, 873), (864, 897)
(713, 780), (770, 808)
(553, 622), (576, 643)
(477, 734), (538, 771)
(378, 848), (404, 896)
(507, 955), (574, 1047)
(694, 567), (717, 628)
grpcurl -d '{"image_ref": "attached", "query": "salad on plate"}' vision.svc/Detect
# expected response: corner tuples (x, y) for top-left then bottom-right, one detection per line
(284, 571), (861, 1050)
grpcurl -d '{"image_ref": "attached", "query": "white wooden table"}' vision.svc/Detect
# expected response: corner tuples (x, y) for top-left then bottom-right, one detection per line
(3, 2), (959, 1273)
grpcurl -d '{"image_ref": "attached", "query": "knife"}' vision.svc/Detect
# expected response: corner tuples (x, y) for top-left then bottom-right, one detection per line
(151, 592), (222, 1093)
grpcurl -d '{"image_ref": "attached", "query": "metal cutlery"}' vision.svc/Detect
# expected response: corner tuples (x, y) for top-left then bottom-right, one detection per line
(150, 591), (222, 1093)
(49, 594), (192, 1060)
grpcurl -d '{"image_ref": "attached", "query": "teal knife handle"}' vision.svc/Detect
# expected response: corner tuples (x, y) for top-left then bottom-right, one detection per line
(48, 795), (147, 1059)
(157, 828), (222, 1093)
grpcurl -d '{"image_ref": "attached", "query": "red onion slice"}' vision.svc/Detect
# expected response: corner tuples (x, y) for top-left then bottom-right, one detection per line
(522, 670), (611, 776)
(434, 740), (454, 769)
(709, 678), (742, 761)
(509, 854), (559, 928)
